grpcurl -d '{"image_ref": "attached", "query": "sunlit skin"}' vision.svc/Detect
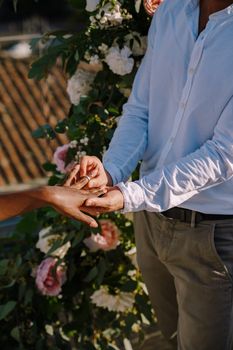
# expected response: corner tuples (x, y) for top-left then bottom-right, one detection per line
(0, 171), (105, 227)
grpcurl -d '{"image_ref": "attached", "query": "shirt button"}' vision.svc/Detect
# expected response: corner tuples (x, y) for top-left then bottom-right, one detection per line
(189, 68), (195, 74)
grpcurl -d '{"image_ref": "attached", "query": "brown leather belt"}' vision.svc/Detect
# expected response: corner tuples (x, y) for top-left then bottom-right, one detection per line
(162, 207), (233, 227)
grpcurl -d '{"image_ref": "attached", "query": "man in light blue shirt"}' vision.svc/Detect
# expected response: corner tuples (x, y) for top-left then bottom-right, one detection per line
(75, 0), (233, 348)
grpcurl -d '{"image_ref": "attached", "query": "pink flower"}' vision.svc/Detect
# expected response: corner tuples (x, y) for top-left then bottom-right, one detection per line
(53, 144), (74, 174)
(143, 0), (163, 16)
(84, 219), (120, 252)
(35, 257), (67, 296)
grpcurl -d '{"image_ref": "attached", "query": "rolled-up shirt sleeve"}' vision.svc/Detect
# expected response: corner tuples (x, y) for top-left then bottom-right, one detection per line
(117, 95), (233, 212)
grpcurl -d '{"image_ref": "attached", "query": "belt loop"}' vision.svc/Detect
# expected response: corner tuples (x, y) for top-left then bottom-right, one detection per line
(191, 211), (196, 228)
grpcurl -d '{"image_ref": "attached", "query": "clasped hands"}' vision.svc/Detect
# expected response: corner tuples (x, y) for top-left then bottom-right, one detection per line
(63, 156), (124, 224)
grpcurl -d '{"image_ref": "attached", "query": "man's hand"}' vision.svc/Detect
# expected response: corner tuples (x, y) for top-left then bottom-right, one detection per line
(44, 186), (105, 227)
(76, 156), (113, 189)
(80, 187), (124, 216)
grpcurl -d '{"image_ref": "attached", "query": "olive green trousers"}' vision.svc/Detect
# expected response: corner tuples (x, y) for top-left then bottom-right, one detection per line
(134, 211), (233, 350)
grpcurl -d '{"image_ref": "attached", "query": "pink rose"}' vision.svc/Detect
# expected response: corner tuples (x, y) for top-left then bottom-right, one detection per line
(35, 257), (67, 296)
(53, 144), (74, 174)
(84, 219), (120, 252)
(143, 0), (163, 16)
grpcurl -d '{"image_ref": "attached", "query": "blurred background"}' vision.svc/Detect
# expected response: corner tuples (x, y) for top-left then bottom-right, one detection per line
(0, 0), (74, 232)
(0, 0), (76, 192)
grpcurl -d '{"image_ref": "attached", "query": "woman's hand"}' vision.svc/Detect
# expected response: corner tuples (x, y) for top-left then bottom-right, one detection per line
(43, 186), (106, 227)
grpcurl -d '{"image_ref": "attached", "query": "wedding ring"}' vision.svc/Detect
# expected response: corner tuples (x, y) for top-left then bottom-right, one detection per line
(83, 175), (91, 182)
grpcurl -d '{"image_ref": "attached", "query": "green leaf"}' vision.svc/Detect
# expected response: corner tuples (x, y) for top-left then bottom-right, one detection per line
(24, 289), (33, 306)
(0, 259), (9, 276)
(135, 294), (153, 323)
(55, 119), (68, 133)
(72, 231), (85, 248)
(29, 54), (57, 80)
(83, 266), (98, 283)
(96, 259), (107, 285)
(11, 326), (20, 342)
(42, 162), (57, 172)
(0, 280), (16, 290)
(32, 124), (56, 139)
(15, 212), (39, 236)
(121, 280), (138, 292)
(46, 239), (64, 256)
(0, 301), (17, 321)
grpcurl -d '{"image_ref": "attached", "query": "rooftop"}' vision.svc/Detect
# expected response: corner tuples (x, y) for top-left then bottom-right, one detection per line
(0, 52), (69, 189)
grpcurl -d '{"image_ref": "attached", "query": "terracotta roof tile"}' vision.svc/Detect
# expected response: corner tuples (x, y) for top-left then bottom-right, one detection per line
(0, 56), (70, 187)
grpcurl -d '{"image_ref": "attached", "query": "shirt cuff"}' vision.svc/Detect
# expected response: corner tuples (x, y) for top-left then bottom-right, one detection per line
(116, 182), (146, 213)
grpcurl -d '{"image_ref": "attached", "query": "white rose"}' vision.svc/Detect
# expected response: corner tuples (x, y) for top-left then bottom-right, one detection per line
(91, 287), (134, 312)
(85, 0), (100, 12)
(36, 227), (71, 259)
(67, 68), (96, 105)
(105, 45), (134, 76)
(125, 32), (147, 56)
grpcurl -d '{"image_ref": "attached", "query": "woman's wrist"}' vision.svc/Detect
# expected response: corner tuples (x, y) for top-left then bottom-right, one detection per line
(27, 186), (54, 207)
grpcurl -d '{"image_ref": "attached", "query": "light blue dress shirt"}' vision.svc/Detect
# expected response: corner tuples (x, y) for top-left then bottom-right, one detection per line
(103, 0), (233, 214)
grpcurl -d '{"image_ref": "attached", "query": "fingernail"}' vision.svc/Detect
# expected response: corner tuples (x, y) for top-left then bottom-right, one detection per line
(86, 201), (94, 206)
(90, 221), (98, 228)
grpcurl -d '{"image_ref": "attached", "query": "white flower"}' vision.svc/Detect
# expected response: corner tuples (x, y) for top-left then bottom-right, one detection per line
(135, 0), (142, 13)
(98, 43), (109, 54)
(91, 287), (134, 312)
(105, 45), (134, 76)
(89, 54), (101, 65)
(7, 42), (32, 59)
(75, 150), (87, 161)
(125, 246), (138, 269)
(131, 323), (141, 333)
(80, 136), (89, 146)
(123, 338), (133, 350)
(36, 227), (71, 259)
(69, 140), (78, 148)
(119, 88), (131, 98)
(93, 2), (132, 28)
(67, 68), (96, 105)
(86, 0), (100, 12)
(125, 32), (147, 56)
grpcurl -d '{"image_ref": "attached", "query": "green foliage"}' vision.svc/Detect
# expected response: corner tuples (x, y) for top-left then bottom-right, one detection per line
(0, 0), (158, 348)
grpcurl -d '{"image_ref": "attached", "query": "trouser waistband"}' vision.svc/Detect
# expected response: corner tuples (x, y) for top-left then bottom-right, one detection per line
(162, 207), (233, 228)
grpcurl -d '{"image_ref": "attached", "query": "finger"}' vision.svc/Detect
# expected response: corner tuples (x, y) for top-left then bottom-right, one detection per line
(88, 166), (99, 178)
(71, 176), (90, 190)
(89, 188), (107, 197)
(63, 164), (80, 186)
(87, 187), (107, 195)
(87, 177), (104, 189)
(79, 157), (96, 177)
(80, 206), (106, 216)
(85, 196), (109, 208)
(53, 206), (98, 227)
(74, 209), (99, 227)
(78, 188), (106, 197)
